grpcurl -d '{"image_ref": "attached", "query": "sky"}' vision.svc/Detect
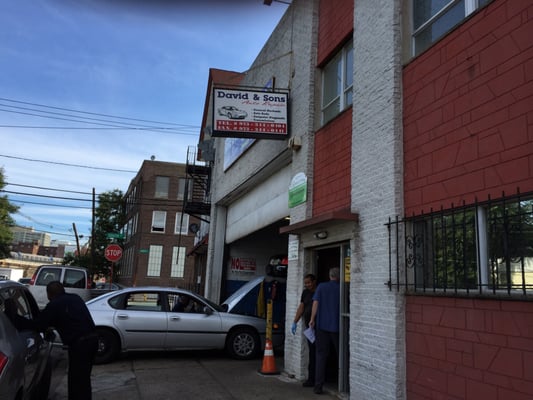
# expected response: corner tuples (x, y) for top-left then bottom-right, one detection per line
(0, 0), (289, 245)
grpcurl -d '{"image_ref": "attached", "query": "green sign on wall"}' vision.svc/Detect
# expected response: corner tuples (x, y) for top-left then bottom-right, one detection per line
(288, 172), (307, 208)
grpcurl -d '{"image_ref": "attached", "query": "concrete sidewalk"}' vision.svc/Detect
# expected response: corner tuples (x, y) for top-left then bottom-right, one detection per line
(49, 349), (340, 400)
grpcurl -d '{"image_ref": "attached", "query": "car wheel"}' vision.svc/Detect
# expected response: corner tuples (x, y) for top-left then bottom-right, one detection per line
(226, 328), (260, 360)
(31, 358), (52, 400)
(94, 328), (120, 364)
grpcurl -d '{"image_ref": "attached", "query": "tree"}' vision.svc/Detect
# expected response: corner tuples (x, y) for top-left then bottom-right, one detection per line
(62, 189), (125, 280)
(0, 168), (19, 258)
(93, 189), (125, 278)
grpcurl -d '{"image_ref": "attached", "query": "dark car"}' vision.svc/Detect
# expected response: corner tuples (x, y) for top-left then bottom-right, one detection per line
(0, 280), (54, 400)
(18, 277), (31, 285)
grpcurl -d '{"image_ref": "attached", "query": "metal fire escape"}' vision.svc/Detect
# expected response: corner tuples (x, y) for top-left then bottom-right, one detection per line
(182, 145), (213, 222)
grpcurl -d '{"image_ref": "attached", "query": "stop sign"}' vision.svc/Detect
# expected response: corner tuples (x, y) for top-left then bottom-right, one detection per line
(104, 244), (123, 262)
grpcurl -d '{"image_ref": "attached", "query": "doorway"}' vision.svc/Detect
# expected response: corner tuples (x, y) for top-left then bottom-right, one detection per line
(314, 243), (350, 395)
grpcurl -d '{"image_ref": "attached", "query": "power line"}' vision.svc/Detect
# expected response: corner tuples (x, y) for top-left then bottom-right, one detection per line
(0, 125), (198, 132)
(16, 210), (55, 229)
(13, 224), (78, 239)
(0, 107), (199, 136)
(6, 182), (94, 195)
(6, 188), (187, 209)
(0, 103), (185, 130)
(0, 154), (137, 173)
(0, 97), (198, 128)
(2, 190), (92, 202)
(10, 199), (92, 210)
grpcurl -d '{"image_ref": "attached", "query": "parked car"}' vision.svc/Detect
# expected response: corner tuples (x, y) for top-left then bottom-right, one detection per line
(90, 282), (127, 299)
(28, 265), (92, 309)
(18, 277), (32, 285)
(217, 106), (248, 119)
(0, 280), (55, 400)
(94, 282), (126, 290)
(87, 283), (284, 364)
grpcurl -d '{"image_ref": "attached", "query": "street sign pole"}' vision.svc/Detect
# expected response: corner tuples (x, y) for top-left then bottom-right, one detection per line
(110, 262), (114, 286)
(104, 244), (122, 285)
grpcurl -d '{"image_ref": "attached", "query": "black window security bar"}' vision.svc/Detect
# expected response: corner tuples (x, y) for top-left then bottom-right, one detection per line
(387, 190), (533, 299)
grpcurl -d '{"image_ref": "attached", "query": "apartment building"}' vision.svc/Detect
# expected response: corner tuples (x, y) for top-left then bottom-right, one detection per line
(119, 160), (200, 290)
(11, 226), (51, 247)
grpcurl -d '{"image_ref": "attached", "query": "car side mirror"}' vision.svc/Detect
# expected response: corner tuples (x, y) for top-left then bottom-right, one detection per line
(203, 306), (213, 315)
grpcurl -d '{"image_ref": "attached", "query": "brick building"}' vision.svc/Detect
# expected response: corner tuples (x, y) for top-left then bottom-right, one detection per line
(119, 160), (200, 290)
(197, 0), (532, 399)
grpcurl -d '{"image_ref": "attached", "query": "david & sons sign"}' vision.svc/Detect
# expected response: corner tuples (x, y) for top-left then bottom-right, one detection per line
(212, 87), (289, 140)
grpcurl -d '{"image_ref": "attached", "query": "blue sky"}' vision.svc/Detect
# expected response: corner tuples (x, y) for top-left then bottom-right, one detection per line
(0, 0), (288, 244)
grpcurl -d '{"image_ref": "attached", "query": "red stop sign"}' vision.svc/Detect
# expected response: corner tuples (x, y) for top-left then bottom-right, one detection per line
(105, 244), (123, 262)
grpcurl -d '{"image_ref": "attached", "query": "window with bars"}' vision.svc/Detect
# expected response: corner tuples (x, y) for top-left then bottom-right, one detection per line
(387, 191), (533, 298)
(147, 245), (163, 277)
(171, 246), (186, 278)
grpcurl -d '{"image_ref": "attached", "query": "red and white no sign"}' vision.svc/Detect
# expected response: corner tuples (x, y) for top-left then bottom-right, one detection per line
(104, 244), (123, 262)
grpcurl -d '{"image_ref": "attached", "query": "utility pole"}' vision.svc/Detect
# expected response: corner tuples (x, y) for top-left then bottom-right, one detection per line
(91, 188), (96, 270)
(72, 222), (81, 256)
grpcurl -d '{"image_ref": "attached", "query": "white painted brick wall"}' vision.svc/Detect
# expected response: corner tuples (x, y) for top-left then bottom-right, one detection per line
(350, 0), (405, 399)
(205, 0), (319, 381)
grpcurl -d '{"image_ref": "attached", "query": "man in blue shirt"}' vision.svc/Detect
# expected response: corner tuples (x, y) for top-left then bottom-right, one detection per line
(309, 267), (340, 395)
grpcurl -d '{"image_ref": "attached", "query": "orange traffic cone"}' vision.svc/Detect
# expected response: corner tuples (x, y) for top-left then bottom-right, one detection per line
(258, 339), (279, 375)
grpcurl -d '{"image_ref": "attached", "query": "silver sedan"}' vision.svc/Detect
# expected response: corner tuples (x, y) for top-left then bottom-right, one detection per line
(87, 286), (283, 364)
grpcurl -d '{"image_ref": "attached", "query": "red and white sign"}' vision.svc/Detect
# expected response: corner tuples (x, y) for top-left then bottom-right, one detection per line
(212, 87), (289, 140)
(104, 244), (123, 262)
(230, 257), (256, 273)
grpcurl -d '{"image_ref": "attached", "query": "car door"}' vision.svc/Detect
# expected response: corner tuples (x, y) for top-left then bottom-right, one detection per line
(29, 266), (61, 309)
(113, 291), (167, 349)
(164, 292), (224, 349)
(0, 285), (50, 396)
(61, 268), (91, 302)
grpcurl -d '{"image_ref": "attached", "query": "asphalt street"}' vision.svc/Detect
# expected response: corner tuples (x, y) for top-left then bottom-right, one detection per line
(48, 347), (340, 400)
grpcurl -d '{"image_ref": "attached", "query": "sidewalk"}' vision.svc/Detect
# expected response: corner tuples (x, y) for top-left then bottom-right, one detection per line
(49, 349), (340, 400)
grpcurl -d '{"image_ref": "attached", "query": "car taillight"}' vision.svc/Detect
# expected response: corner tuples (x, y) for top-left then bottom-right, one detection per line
(29, 270), (38, 286)
(0, 352), (8, 375)
(87, 276), (93, 289)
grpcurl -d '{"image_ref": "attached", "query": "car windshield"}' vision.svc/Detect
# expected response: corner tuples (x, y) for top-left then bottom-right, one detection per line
(199, 294), (224, 312)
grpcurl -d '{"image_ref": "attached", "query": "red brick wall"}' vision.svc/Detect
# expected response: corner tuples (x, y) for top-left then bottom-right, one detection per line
(406, 296), (533, 399)
(403, 0), (533, 215)
(313, 0), (353, 216)
(317, 0), (353, 65)
(313, 109), (352, 215)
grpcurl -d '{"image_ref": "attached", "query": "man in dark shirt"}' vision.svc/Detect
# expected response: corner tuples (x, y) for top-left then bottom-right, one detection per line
(309, 267), (340, 395)
(36, 281), (97, 400)
(291, 273), (317, 387)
